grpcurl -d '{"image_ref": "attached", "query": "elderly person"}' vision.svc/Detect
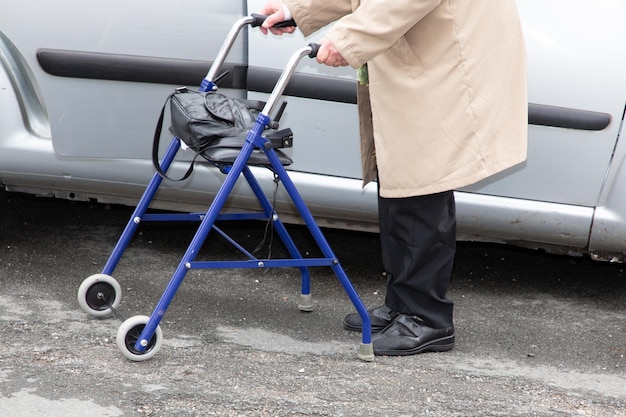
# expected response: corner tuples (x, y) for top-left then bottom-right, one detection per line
(260, 0), (528, 356)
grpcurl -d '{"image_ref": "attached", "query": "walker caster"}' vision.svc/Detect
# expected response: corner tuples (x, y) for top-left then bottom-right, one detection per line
(116, 315), (163, 361)
(77, 274), (122, 317)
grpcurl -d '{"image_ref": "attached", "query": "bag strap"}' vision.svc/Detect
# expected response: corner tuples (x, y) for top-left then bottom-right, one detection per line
(152, 89), (201, 181)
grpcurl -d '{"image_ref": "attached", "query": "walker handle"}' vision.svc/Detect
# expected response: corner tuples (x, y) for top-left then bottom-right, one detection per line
(202, 15), (299, 92)
(250, 13), (297, 28)
(307, 43), (321, 58)
(261, 44), (324, 117)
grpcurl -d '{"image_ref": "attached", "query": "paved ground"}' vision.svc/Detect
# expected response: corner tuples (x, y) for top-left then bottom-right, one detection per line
(0, 190), (625, 416)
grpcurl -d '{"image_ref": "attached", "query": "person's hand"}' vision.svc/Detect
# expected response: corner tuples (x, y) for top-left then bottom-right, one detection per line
(316, 38), (349, 67)
(259, 1), (296, 35)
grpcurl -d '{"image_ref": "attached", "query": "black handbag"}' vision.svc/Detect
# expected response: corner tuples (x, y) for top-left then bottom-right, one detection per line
(169, 87), (264, 152)
(152, 87), (293, 181)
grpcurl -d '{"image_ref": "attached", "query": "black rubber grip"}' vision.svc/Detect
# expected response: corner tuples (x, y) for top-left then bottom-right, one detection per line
(308, 43), (321, 58)
(250, 13), (297, 28)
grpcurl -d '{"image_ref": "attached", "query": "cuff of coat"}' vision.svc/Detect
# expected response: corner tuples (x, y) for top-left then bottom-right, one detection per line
(282, 4), (292, 21)
(283, 0), (314, 36)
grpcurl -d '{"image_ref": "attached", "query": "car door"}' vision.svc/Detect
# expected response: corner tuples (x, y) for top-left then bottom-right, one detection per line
(463, 0), (626, 208)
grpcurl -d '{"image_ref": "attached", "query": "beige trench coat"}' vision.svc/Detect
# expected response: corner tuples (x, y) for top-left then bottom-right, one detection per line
(284, 0), (528, 198)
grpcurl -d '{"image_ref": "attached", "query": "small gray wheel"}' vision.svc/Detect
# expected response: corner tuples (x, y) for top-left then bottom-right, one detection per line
(116, 315), (163, 362)
(77, 274), (121, 317)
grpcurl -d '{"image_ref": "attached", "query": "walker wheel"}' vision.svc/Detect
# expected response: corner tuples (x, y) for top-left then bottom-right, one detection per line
(77, 274), (122, 317)
(116, 315), (163, 362)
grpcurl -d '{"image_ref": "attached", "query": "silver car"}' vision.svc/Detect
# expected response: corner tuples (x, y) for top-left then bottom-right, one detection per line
(1, 0), (625, 262)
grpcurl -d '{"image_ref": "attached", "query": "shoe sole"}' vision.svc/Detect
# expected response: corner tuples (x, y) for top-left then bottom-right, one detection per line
(373, 335), (455, 356)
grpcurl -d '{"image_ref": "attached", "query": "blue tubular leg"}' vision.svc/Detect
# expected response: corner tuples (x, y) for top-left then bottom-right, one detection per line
(262, 147), (373, 356)
(102, 137), (181, 275)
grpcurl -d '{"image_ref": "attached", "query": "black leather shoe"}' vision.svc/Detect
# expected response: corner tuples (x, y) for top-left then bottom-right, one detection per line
(343, 305), (398, 333)
(372, 314), (454, 356)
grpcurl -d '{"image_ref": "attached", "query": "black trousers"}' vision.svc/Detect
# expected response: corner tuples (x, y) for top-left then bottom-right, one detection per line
(378, 190), (456, 329)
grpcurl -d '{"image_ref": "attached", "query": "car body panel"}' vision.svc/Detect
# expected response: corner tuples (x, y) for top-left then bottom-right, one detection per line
(1, 0), (626, 262)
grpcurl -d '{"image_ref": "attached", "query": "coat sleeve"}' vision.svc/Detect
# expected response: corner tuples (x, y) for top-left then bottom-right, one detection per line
(283, 0), (352, 36)
(325, 0), (442, 68)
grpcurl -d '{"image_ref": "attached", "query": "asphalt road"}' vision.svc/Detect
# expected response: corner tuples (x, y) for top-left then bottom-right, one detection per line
(1, 189), (625, 416)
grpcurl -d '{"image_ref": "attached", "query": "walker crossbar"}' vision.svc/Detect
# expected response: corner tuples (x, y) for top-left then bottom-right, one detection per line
(80, 15), (374, 362)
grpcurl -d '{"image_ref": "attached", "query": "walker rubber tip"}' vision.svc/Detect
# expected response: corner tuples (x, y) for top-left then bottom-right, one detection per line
(358, 343), (375, 362)
(297, 293), (314, 312)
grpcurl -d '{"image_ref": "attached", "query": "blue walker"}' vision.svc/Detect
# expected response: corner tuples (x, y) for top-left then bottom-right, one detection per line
(77, 15), (374, 362)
